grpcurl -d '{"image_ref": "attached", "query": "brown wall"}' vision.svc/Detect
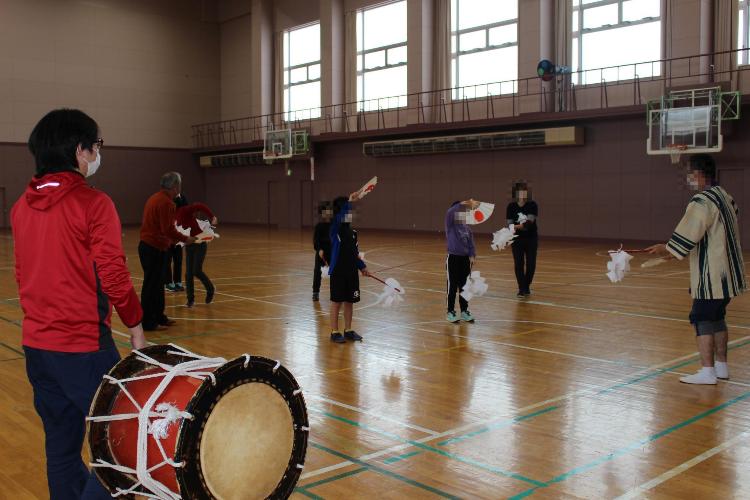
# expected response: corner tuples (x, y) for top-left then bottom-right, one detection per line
(0, 0), (220, 148)
(201, 111), (750, 248)
(0, 143), (205, 228)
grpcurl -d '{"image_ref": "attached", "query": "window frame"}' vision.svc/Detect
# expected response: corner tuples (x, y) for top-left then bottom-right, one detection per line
(451, 0), (519, 99)
(572, 0), (662, 85)
(740, 0), (749, 66)
(356, 0), (408, 112)
(283, 22), (322, 121)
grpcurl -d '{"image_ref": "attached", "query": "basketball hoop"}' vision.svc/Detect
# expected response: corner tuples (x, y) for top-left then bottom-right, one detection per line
(666, 144), (688, 165)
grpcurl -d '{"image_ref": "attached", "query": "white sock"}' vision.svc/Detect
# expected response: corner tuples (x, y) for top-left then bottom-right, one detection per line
(715, 361), (729, 377)
(700, 366), (716, 377)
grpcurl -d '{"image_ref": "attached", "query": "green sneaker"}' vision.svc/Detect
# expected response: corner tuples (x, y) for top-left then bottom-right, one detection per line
(461, 311), (475, 322)
(446, 311), (459, 323)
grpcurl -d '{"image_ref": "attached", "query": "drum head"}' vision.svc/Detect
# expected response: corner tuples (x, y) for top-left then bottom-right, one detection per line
(200, 384), (294, 499)
(176, 356), (308, 500)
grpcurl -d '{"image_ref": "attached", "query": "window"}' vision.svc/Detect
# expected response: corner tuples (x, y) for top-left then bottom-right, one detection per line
(284, 23), (321, 121)
(356, 1), (408, 111)
(451, 0), (519, 99)
(740, 0), (749, 65)
(572, 0), (661, 85)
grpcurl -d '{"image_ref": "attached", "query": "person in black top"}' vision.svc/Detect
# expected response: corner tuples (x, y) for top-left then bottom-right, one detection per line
(312, 201), (333, 301)
(166, 192), (189, 292)
(506, 181), (538, 297)
(328, 193), (369, 343)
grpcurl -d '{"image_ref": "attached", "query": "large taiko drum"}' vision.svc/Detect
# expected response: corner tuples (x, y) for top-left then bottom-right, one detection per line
(87, 344), (309, 499)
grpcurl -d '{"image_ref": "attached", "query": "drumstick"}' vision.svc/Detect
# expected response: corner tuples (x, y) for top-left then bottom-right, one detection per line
(608, 249), (649, 254)
(641, 257), (669, 268)
(367, 273), (401, 292)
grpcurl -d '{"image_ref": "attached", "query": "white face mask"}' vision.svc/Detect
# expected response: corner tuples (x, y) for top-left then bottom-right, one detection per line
(85, 151), (101, 178)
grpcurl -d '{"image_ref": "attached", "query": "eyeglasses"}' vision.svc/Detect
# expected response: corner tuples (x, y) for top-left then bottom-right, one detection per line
(93, 138), (104, 150)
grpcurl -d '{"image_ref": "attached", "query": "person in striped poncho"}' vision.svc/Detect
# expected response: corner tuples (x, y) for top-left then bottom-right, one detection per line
(647, 154), (746, 385)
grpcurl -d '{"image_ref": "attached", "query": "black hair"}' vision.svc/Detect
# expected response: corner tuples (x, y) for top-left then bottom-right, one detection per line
(689, 154), (716, 182)
(28, 108), (99, 176)
(317, 200), (332, 215)
(332, 196), (349, 215)
(512, 181), (531, 200)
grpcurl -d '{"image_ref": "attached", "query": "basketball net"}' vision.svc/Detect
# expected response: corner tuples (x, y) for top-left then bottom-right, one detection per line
(667, 144), (688, 165)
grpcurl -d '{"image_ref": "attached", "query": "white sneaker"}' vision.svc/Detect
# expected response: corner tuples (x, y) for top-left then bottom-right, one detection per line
(715, 362), (729, 380)
(680, 368), (717, 385)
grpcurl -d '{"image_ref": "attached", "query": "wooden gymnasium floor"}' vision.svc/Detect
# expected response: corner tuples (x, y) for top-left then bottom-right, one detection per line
(2, 226), (750, 499)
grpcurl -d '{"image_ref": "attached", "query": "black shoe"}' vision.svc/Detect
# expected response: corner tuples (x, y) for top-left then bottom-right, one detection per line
(517, 291), (525, 298)
(186, 300), (195, 308)
(344, 330), (363, 341)
(312, 292), (319, 301)
(523, 289), (531, 296)
(206, 288), (214, 304)
(330, 332), (346, 343)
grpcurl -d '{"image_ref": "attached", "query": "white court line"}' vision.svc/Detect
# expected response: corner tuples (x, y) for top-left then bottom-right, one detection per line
(615, 430), (750, 499)
(301, 334), (750, 480)
(308, 396), (439, 436)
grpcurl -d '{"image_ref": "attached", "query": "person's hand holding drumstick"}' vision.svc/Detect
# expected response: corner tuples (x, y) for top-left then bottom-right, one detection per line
(644, 243), (675, 259)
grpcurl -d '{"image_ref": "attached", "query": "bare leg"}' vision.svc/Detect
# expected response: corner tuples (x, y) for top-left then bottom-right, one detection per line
(697, 334), (716, 367)
(714, 329), (728, 362)
(343, 303), (353, 331)
(330, 302), (341, 331)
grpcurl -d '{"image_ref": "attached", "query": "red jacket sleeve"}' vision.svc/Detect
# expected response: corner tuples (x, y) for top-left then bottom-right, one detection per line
(87, 194), (143, 328)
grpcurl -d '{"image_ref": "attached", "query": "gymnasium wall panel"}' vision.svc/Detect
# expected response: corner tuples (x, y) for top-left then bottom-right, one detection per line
(0, 0), (220, 148)
(0, 143), (205, 228)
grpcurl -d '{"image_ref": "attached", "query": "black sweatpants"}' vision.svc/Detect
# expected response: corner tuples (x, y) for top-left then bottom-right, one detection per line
(186, 242), (214, 303)
(512, 237), (538, 293)
(447, 254), (471, 313)
(167, 244), (183, 284)
(138, 241), (168, 330)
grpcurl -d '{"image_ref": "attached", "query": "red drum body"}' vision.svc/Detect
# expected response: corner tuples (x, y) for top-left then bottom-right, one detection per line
(88, 345), (309, 500)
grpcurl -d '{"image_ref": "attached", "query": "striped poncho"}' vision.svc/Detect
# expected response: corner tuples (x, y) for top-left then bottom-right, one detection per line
(667, 185), (746, 299)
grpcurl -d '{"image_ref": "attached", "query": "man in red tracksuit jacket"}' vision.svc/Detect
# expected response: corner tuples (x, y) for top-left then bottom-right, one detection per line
(175, 202), (217, 307)
(11, 109), (145, 500)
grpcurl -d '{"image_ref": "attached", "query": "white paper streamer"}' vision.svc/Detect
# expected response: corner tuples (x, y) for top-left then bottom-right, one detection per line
(195, 219), (220, 242)
(321, 265), (330, 278)
(517, 213), (528, 224)
(376, 278), (405, 307)
(606, 250), (634, 282)
(460, 271), (489, 301)
(491, 224), (517, 251)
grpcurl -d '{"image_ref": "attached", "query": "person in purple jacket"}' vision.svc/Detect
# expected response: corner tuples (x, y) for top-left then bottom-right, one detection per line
(445, 199), (480, 323)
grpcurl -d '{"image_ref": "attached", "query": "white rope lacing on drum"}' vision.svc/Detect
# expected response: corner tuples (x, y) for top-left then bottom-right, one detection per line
(87, 344), (227, 500)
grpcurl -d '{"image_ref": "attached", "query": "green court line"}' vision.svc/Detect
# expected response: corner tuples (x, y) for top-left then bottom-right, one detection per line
(0, 341), (25, 357)
(310, 442), (462, 499)
(317, 410), (545, 488)
(383, 450), (423, 464)
(507, 389), (750, 499)
(293, 486), (325, 499)
(299, 467), (367, 489)
(437, 337), (750, 450)
(438, 406), (559, 447)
